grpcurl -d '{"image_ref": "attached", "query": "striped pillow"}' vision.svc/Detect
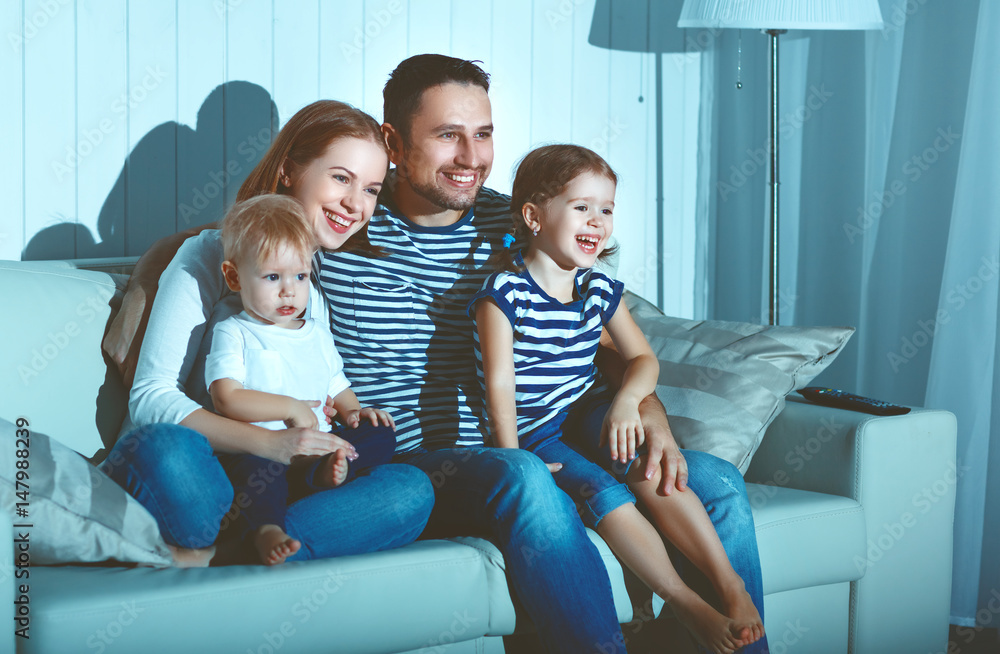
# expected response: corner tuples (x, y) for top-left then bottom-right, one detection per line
(625, 293), (854, 473)
(1, 419), (171, 566)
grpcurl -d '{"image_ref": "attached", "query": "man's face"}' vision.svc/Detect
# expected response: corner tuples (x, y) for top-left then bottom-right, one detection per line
(390, 82), (494, 212)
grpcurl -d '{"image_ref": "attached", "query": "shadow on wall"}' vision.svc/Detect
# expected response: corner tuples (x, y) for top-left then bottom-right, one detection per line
(23, 81), (278, 261)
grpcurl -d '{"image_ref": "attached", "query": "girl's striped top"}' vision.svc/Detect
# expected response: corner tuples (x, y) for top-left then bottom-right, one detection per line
(468, 253), (624, 440)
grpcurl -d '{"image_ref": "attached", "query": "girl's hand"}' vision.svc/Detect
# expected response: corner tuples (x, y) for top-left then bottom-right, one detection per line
(600, 398), (645, 464)
(269, 427), (358, 465)
(546, 462), (563, 474)
(285, 400), (321, 430)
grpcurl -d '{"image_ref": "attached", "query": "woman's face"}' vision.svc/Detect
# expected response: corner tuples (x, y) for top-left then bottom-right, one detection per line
(282, 137), (389, 250)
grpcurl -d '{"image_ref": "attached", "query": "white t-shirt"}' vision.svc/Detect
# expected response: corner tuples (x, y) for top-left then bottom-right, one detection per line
(204, 311), (350, 431)
(126, 229), (329, 434)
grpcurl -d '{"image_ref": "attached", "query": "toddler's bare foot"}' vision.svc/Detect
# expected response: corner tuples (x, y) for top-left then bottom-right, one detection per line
(318, 449), (349, 487)
(167, 544), (216, 568)
(720, 582), (765, 646)
(669, 588), (744, 654)
(254, 524), (301, 566)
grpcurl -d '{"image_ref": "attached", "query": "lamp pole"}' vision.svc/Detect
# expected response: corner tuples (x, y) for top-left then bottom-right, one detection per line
(767, 29), (786, 325)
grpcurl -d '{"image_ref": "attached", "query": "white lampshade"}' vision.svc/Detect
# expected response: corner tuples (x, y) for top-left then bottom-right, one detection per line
(678, 0), (884, 30)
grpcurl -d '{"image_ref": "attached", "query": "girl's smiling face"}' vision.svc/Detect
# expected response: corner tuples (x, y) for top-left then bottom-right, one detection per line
(281, 137), (389, 250)
(526, 171), (616, 271)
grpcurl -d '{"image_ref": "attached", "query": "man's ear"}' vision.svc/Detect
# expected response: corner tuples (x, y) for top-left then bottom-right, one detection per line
(522, 203), (542, 233)
(221, 260), (241, 292)
(382, 123), (404, 166)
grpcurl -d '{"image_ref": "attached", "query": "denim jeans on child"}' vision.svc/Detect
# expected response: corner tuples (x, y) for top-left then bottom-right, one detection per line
(100, 423), (433, 562)
(217, 421), (397, 536)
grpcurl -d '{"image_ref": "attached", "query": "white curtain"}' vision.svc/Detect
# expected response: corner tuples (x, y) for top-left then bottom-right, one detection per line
(694, 0), (997, 626)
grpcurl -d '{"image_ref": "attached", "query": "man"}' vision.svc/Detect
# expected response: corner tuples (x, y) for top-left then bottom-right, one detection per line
(318, 54), (766, 654)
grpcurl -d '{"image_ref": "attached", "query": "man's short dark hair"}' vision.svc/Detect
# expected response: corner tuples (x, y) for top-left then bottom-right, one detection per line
(383, 54), (490, 142)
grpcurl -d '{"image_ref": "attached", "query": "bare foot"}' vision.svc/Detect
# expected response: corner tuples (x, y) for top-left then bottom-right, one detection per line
(167, 544), (216, 568)
(317, 449), (349, 487)
(719, 582), (765, 647)
(254, 524), (301, 566)
(668, 588), (745, 654)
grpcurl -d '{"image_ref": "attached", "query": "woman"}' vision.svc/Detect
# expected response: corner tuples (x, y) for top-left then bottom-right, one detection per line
(101, 101), (434, 565)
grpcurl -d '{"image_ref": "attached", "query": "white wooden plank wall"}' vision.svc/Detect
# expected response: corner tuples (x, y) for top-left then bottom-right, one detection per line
(3, 0), (698, 315)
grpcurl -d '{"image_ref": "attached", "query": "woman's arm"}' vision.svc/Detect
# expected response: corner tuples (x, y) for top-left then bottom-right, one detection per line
(476, 300), (520, 449)
(601, 303), (661, 464)
(104, 223), (217, 388)
(178, 407), (355, 464)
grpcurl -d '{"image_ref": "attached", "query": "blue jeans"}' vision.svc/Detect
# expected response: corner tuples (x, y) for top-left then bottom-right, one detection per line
(217, 421), (397, 534)
(100, 423), (434, 562)
(566, 406), (770, 654)
(525, 409), (636, 529)
(397, 446), (628, 654)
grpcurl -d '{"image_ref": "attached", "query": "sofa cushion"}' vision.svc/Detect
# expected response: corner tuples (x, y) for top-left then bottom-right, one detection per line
(625, 292), (854, 473)
(27, 539), (491, 654)
(0, 419), (172, 567)
(747, 483), (866, 595)
(0, 261), (126, 461)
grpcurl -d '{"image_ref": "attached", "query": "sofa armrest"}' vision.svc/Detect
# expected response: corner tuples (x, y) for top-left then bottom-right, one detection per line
(746, 397), (957, 654)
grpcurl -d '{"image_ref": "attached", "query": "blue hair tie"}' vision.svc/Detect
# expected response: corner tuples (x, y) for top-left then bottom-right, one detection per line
(502, 233), (516, 249)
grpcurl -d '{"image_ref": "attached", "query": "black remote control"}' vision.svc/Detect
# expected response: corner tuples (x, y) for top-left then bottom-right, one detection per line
(796, 387), (911, 416)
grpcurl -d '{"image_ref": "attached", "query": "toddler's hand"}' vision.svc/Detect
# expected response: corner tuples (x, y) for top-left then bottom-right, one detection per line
(343, 407), (396, 430)
(600, 399), (645, 463)
(285, 400), (320, 430)
(323, 395), (337, 426)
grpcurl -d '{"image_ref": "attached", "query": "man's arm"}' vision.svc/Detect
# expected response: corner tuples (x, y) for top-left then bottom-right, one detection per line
(596, 328), (688, 495)
(104, 223), (217, 388)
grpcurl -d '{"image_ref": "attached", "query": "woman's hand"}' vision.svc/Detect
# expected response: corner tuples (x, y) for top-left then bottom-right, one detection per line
(267, 427), (359, 465)
(600, 397), (644, 464)
(103, 284), (152, 389)
(284, 399), (321, 430)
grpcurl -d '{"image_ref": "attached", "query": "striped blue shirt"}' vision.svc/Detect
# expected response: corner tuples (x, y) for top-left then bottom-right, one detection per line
(318, 184), (512, 453)
(469, 254), (624, 441)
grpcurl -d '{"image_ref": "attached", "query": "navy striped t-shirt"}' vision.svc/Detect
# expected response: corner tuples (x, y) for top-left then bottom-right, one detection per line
(318, 185), (512, 453)
(468, 254), (625, 441)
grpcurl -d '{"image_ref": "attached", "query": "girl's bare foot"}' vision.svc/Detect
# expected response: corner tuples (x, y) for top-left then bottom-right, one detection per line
(668, 587), (745, 654)
(318, 449), (349, 487)
(720, 582), (765, 646)
(254, 524), (301, 565)
(167, 544), (216, 568)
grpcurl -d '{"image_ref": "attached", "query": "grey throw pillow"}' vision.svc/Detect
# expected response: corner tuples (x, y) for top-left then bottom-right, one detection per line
(625, 293), (854, 473)
(0, 419), (171, 566)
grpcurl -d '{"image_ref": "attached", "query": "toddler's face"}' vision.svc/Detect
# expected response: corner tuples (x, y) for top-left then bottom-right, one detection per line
(533, 172), (616, 271)
(235, 245), (313, 328)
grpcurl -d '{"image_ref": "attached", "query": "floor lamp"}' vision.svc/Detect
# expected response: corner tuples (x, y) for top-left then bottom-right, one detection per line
(677, 0), (883, 325)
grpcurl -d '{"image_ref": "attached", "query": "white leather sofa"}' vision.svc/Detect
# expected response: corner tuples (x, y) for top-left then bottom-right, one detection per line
(1, 259), (957, 654)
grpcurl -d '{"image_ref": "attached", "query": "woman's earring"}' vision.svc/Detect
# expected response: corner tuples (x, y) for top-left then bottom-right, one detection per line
(532, 228), (539, 236)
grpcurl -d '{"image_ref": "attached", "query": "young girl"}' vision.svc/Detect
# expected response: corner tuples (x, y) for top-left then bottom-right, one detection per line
(470, 144), (765, 653)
